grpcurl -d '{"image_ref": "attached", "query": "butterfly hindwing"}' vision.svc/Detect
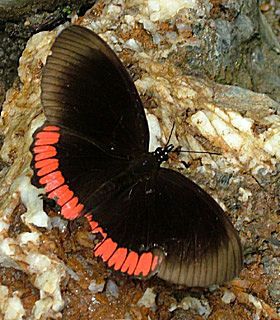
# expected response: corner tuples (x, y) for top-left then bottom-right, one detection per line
(86, 167), (242, 286)
(153, 168), (242, 286)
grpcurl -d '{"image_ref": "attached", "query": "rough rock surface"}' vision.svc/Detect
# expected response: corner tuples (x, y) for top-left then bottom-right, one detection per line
(0, 0), (280, 319)
(0, 0), (95, 101)
(1, 0), (280, 112)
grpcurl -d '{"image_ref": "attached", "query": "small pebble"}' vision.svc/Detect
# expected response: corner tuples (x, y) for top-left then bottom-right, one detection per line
(222, 290), (236, 304)
(137, 288), (156, 309)
(88, 279), (105, 294)
(106, 279), (119, 298)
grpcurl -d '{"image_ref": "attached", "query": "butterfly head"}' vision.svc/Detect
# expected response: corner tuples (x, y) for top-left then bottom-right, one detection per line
(153, 144), (174, 164)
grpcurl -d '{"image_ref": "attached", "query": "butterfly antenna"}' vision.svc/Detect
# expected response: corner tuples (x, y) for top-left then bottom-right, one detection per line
(165, 121), (175, 147)
(178, 150), (222, 156)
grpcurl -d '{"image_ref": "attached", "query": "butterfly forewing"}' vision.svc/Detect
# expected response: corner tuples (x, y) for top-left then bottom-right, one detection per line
(41, 25), (149, 157)
(31, 25), (242, 287)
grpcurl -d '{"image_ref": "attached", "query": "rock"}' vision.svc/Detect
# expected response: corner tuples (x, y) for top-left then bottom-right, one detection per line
(0, 0), (280, 319)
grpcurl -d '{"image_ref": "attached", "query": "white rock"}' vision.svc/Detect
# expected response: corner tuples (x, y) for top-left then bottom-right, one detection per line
(222, 290), (236, 304)
(146, 112), (162, 151)
(12, 175), (50, 229)
(4, 296), (25, 320)
(137, 288), (156, 309)
(88, 279), (105, 294)
(106, 279), (119, 298)
(18, 232), (40, 246)
(180, 295), (211, 317)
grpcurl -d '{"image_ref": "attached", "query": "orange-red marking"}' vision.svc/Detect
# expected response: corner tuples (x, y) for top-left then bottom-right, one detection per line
(40, 171), (65, 192)
(151, 255), (159, 271)
(48, 185), (74, 206)
(34, 150), (57, 161)
(89, 220), (99, 230)
(43, 126), (60, 131)
(33, 145), (56, 154)
(120, 251), (139, 275)
(39, 170), (63, 185)
(35, 158), (58, 169)
(108, 247), (128, 270)
(94, 238), (118, 261)
(35, 131), (60, 146)
(37, 161), (59, 176)
(61, 197), (84, 219)
(134, 252), (153, 276)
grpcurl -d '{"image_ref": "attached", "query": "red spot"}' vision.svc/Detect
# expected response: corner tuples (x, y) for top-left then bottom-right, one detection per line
(85, 215), (104, 235)
(34, 150), (57, 161)
(68, 203), (84, 219)
(48, 185), (74, 206)
(151, 255), (159, 271)
(134, 252), (153, 277)
(43, 126), (60, 131)
(33, 145), (56, 154)
(85, 214), (94, 223)
(61, 197), (83, 219)
(35, 131), (60, 146)
(108, 247), (128, 270)
(91, 227), (107, 238)
(39, 171), (65, 192)
(39, 171), (63, 184)
(45, 179), (65, 192)
(37, 161), (59, 176)
(89, 220), (99, 231)
(120, 251), (139, 275)
(35, 158), (58, 169)
(94, 238), (117, 262)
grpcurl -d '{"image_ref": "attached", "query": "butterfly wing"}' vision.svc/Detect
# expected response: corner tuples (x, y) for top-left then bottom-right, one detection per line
(86, 167), (242, 287)
(153, 168), (243, 286)
(41, 25), (149, 156)
(31, 25), (149, 219)
(31, 25), (242, 286)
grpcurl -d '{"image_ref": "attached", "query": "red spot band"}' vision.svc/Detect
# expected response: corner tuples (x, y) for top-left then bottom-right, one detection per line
(34, 150), (57, 161)
(33, 145), (56, 154)
(134, 252), (153, 276)
(47, 185), (74, 206)
(120, 251), (139, 275)
(151, 255), (159, 271)
(37, 161), (59, 176)
(94, 238), (118, 262)
(43, 126), (60, 131)
(108, 247), (128, 270)
(35, 131), (60, 146)
(35, 158), (58, 169)
(33, 125), (84, 220)
(61, 197), (84, 219)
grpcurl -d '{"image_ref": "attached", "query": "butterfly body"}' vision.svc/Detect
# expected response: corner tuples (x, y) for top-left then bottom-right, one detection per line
(30, 25), (242, 287)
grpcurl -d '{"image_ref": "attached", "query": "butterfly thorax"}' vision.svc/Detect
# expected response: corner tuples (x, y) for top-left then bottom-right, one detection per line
(152, 144), (174, 164)
(111, 144), (175, 184)
(87, 151), (161, 206)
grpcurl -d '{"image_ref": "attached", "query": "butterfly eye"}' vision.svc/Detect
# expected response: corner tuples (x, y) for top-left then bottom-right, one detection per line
(161, 152), (169, 162)
(155, 147), (161, 154)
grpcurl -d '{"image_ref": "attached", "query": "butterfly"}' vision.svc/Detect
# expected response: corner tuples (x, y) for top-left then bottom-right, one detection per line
(30, 25), (243, 287)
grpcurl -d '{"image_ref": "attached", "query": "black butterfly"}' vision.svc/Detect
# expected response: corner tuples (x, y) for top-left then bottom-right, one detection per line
(31, 25), (242, 287)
